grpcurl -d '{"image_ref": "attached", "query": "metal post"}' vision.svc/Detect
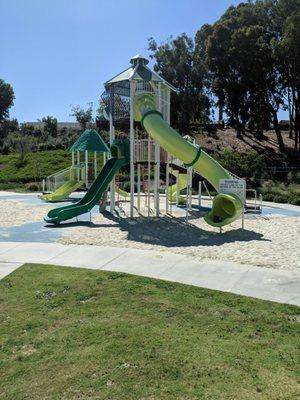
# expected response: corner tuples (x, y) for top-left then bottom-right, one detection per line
(72, 151), (75, 166)
(154, 82), (162, 217)
(166, 88), (171, 215)
(77, 151), (80, 181)
(85, 150), (88, 188)
(242, 184), (246, 229)
(42, 179), (45, 193)
(175, 171), (179, 207)
(166, 156), (169, 214)
(198, 181), (202, 208)
(186, 180), (189, 223)
(169, 164), (173, 216)
(130, 80), (135, 218)
(137, 163), (141, 213)
(188, 167), (192, 210)
(148, 135), (151, 217)
(94, 151), (97, 179)
(242, 206), (245, 229)
(109, 113), (115, 213)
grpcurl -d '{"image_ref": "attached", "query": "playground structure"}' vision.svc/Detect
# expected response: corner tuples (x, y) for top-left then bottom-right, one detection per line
(45, 54), (249, 228)
(41, 129), (109, 202)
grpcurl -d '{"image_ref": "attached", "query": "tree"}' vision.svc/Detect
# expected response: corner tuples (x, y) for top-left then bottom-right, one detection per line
(271, 0), (300, 150)
(0, 79), (14, 122)
(70, 103), (93, 130)
(204, 2), (272, 138)
(0, 118), (18, 140)
(42, 116), (58, 137)
(202, 1), (288, 150)
(148, 33), (210, 133)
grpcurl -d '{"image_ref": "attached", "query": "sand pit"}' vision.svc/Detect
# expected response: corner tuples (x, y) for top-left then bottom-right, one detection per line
(59, 209), (300, 271)
(0, 196), (299, 271)
(0, 200), (51, 227)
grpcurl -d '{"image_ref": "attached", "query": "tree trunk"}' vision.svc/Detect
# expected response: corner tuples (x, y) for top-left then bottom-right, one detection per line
(294, 96), (300, 151)
(288, 87), (294, 139)
(273, 112), (285, 152)
(256, 121), (264, 140)
(99, 190), (108, 213)
(218, 105), (224, 127)
(235, 112), (242, 139)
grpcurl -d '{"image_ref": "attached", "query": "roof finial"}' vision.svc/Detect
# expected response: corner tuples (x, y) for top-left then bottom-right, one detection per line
(130, 54), (149, 66)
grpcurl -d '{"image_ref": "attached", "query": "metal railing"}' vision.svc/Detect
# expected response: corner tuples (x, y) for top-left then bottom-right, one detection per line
(43, 164), (85, 193)
(134, 139), (168, 163)
(245, 189), (262, 213)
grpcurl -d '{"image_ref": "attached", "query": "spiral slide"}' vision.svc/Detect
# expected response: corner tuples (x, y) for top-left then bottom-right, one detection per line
(135, 93), (243, 227)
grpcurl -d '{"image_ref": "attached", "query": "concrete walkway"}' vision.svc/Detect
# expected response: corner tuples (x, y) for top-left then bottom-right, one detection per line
(0, 241), (299, 306)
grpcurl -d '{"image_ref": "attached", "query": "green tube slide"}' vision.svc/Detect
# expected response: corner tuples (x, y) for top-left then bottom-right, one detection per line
(135, 93), (243, 227)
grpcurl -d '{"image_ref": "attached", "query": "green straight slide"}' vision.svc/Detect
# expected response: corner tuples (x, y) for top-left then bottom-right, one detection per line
(135, 93), (243, 227)
(40, 179), (84, 202)
(45, 155), (128, 225)
(45, 140), (129, 224)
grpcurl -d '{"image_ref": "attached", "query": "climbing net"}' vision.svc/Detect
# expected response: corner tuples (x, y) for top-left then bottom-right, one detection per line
(101, 81), (130, 123)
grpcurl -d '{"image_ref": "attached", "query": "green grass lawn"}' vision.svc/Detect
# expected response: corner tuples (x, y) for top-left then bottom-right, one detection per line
(0, 264), (299, 399)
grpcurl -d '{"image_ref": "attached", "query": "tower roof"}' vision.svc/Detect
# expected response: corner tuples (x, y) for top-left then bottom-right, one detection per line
(130, 54), (149, 66)
(104, 54), (177, 92)
(70, 129), (109, 153)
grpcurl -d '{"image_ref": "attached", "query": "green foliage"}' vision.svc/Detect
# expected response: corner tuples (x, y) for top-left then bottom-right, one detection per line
(70, 102), (93, 130)
(148, 34), (210, 132)
(41, 116), (58, 136)
(0, 118), (18, 140)
(287, 171), (300, 184)
(0, 150), (71, 184)
(0, 263), (298, 399)
(148, 0), (299, 151)
(216, 149), (266, 179)
(0, 78), (14, 122)
(259, 180), (300, 204)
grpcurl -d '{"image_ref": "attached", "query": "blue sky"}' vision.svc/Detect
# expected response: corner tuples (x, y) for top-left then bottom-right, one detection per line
(1, 0), (245, 122)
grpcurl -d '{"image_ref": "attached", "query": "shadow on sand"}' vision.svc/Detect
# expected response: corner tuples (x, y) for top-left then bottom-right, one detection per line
(46, 211), (268, 248)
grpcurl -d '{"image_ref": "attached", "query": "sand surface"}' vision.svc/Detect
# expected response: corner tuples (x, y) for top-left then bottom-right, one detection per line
(59, 207), (300, 271)
(0, 200), (51, 227)
(0, 197), (299, 271)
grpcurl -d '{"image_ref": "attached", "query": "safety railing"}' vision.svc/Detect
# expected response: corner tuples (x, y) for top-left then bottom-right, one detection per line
(245, 189), (262, 213)
(43, 164), (85, 193)
(134, 139), (168, 163)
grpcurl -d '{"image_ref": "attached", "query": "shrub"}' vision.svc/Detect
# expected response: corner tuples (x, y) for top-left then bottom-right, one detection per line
(259, 180), (300, 204)
(287, 171), (300, 184)
(25, 182), (40, 191)
(290, 196), (300, 206)
(216, 149), (266, 180)
(273, 194), (289, 203)
(122, 181), (137, 192)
